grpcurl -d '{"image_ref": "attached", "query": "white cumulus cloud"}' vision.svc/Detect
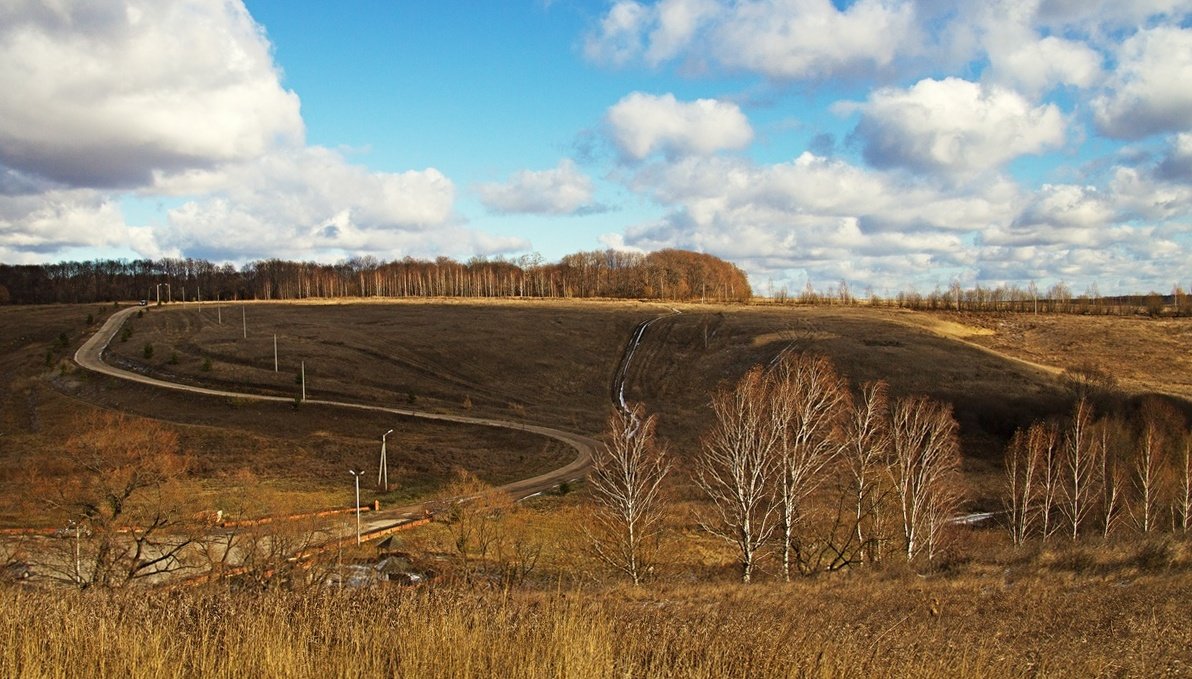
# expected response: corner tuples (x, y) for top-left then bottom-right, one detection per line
(475, 160), (596, 215)
(157, 146), (461, 260)
(585, 0), (917, 80)
(711, 0), (917, 80)
(850, 78), (1066, 179)
(993, 35), (1102, 93)
(606, 92), (753, 160)
(0, 0), (304, 188)
(1093, 25), (1192, 139)
(583, 1), (651, 66)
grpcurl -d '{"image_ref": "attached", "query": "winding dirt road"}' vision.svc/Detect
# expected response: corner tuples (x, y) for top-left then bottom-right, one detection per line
(74, 304), (599, 535)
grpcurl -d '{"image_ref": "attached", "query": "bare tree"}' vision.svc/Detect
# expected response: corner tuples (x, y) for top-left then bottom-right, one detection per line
(1060, 398), (1101, 540)
(1034, 421), (1062, 542)
(888, 396), (962, 561)
(842, 381), (892, 563)
(1134, 401), (1173, 533)
(1177, 432), (1191, 533)
(1100, 418), (1128, 538)
(695, 367), (780, 583)
(42, 412), (200, 588)
(1004, 427), (1040, 546)
(587, 404), (671, 585)
(768, 353), (847, 579)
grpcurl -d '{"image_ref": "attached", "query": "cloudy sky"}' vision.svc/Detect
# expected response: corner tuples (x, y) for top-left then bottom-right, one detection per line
(2, 0), (1191, 295)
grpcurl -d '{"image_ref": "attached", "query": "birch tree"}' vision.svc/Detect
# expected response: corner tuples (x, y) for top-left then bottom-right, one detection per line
(1004, 427), (1040, 546)
(1177, 432), (1191, 533)
(587, 404), (671, 585)
(1034, 421), (1062, 542)
(889, 396), (962, 561)
(1134, 401), (1173, 533)
(841, 380), (891, 564)
(1060, 398), (1101, 539)
(769, 353), (847, 580)
(1100, 418), (1128, 537)
(696, 368), (780, 583)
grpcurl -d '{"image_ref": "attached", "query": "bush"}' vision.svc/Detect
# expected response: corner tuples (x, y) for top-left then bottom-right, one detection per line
(1050, 547), (1098, 575)
(168, 352), (179, 365)
(143, 343), (154, 360)
(120, 326), (132, 342)
(1132, 539), (1176, 572)
(201, 357), (212, 372)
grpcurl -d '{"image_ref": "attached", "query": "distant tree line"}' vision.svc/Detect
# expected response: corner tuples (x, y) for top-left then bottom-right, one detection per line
(0, 248), (751, 305)
(779, 279), (1192, 317)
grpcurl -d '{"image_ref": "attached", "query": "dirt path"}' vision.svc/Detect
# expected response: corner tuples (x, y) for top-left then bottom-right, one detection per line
(876, 310), (1063, 378)
(75, 305), (598, 536)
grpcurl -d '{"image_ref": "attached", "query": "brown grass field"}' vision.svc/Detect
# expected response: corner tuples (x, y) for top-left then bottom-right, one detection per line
(2, 299), (1192, 677)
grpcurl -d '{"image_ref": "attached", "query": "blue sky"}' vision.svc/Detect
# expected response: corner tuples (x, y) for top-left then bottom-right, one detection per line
(2, 1), (1191, 295)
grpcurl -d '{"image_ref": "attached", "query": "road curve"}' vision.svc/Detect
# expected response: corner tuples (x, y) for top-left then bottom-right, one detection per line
(74, 305), (598, 529)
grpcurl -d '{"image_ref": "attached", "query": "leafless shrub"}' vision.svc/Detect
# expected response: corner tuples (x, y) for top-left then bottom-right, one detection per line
(1060, 361), (1119, 405)
(434, 469), (514, 583)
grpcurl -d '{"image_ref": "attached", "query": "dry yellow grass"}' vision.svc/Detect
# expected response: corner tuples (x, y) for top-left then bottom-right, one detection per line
(2, 556), (1190, 679)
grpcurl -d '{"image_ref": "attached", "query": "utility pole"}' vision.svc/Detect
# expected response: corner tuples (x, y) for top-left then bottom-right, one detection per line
(349, 470), (364, 545)
(165, 283), (171, 303)
(301, 361), (306, 401)
(273, 334), (278, 372)
(217, 306), (221, 324)
(379, 429), (393, 490)
(242, 306), (247, 339)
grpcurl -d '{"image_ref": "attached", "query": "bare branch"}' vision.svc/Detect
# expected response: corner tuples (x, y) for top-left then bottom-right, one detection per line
(586, 404), (671, 585)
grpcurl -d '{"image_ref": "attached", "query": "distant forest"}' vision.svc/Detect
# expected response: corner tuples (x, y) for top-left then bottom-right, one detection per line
(0, 249), (751, 305)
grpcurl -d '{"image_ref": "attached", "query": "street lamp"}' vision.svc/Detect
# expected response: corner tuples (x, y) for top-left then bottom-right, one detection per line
(348, 470), (364, 545)
(378, 429), (394, 490)
(67, 519), (81, 586)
